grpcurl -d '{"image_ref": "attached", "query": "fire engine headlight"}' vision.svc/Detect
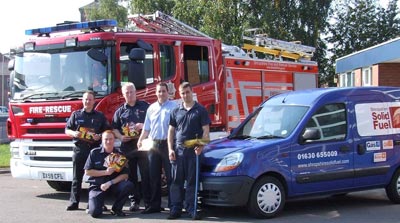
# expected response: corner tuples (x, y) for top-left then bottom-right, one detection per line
(10, 147), (20, 159)
(214, 152), (243, 172)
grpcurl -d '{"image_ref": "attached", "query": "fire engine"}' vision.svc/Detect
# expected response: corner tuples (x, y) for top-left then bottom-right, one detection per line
(7, 11), (318, 191)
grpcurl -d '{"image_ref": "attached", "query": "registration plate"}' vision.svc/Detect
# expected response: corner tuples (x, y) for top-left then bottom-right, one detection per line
(39, 172), (65, 180)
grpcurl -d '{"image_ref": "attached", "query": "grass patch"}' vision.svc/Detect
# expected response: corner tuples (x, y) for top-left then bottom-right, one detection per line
(0, 143), (10, 168)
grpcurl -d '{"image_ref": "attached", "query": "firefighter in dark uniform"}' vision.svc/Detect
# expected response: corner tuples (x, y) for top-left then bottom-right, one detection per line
(167, 82), (211, 220)
(65, 90), (110, 211)
(112, 82), (150, 212)
(85, 130), (134, 218)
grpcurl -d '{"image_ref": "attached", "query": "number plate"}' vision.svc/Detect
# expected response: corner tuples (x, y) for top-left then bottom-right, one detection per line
(39, 172), (65, 180)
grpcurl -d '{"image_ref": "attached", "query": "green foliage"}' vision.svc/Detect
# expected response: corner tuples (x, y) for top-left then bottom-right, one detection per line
(324, 0), (400, 86)
(0, 144), (10, 168)
(85, 0), (128, 27)
(82, 0), (400, 87)
(130, 0), (175, 14)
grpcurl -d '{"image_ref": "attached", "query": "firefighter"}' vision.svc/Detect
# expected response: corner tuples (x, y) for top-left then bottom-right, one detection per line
(167, 82), (210, 220)
(112, 82), (150, 212)
(85, 130), (133, 218)
(65, 90), (110, 211)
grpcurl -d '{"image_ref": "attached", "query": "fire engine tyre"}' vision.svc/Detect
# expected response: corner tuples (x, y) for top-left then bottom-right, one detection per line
(47, 181), (72, 192)
(247, 176), (285, 219)
(385, 169), (400, 203)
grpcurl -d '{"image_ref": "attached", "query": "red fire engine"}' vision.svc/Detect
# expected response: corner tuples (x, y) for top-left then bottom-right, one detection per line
(7, 11), (318, 190)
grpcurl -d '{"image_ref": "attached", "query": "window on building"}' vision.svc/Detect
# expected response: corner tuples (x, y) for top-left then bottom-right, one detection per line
(362, 67), (372, 86)
(339, 72), (354, 87)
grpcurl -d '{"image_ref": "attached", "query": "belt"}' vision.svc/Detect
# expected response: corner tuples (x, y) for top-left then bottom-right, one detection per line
(153, 139), (167, 143)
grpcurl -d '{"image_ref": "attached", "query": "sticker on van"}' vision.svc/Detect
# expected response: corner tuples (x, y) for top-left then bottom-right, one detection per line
(355, 103), (400, 136)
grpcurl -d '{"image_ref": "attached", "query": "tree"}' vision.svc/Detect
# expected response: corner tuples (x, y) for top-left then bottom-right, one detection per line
(85, 0), (128, 27)
(130, 0), (175, 14)
(325, 0), (400, 86)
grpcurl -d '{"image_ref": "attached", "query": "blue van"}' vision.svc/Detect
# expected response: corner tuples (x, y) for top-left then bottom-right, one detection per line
(200, 87), (400, 218)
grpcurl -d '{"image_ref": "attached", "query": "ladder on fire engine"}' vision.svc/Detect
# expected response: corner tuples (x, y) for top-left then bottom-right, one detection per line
(128, 11), (248, 57)
(242, 28), (316, 61)
(129, 11), (212, 38)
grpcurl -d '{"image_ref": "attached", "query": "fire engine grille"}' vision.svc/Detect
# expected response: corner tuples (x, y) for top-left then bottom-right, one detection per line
(30, 146), (72, 151)
(27, 129), (65, 134)
(30, 157), (72, 161)
(28, 146), (73, 162)
(29, 117), (67, 123)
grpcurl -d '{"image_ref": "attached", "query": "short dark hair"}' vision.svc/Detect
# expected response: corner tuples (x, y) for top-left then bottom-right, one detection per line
(157, 82), (169, 91)
(179, 82), (191, 90)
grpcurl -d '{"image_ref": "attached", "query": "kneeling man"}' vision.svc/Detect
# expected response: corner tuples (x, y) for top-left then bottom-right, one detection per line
(85, 130), (134, 218)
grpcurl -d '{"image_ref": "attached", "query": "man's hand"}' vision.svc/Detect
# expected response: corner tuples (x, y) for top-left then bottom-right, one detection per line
(100, 181), (112, 191)
(194, 145), (204, 156)
(105, 167), (115, 175)
(120, 135), (133, 142)
(169, 150), (176, 161)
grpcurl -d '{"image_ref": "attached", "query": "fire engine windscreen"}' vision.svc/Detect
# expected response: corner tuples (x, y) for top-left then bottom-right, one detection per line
(230, 105), (309, 139)
(10, 48), (110, 101)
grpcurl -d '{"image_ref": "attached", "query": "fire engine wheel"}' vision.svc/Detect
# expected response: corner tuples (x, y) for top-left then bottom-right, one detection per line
(385, 168), (400, 203)
(247, 176), (285, 219)
(47, 181), (72, 192)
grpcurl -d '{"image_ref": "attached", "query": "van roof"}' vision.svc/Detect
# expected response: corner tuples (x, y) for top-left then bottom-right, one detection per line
(267, 87), (400, 106)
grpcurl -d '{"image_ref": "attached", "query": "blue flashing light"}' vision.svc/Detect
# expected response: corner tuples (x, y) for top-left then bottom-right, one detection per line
(25, 19), (117, 36)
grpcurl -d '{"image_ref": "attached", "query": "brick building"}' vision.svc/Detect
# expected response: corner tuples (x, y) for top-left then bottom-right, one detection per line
(336, 37), (400, 87)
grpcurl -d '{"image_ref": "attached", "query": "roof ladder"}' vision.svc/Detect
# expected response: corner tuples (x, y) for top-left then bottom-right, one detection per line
(129, 11), (211, 38)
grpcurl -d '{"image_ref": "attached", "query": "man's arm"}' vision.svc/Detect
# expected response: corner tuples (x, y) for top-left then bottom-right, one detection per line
(137, 130), (149, 149)
(167, 125), (176, 161)
(194, 124), (210, 156)
(85, 167), (115, 177)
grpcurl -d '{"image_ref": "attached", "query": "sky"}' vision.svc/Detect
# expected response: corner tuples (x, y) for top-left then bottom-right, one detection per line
(0, 0), (93, 53)
(0, 0), (394, 54)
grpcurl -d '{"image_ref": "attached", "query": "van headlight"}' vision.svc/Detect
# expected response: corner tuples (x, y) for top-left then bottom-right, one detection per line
(214, 152), (243, 172)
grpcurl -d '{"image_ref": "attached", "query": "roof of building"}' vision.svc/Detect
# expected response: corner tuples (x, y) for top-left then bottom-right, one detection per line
(336, 36), (400, 74)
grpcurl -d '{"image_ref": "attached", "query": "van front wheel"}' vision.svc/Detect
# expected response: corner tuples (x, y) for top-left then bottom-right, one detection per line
(386, 169), (400, 203)
(247, 176), (285, 219)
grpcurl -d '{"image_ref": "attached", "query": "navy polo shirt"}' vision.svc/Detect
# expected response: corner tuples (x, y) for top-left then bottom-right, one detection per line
(169, 101), (211, 145)
(112, 101), (149, 133)
(65, 108), (110, 147)
(84, 146), (129, 186)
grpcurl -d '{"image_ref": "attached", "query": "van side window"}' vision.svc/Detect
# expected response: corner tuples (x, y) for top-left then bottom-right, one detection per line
(305, 103), (347, 141)
(183, 45), (209, 85)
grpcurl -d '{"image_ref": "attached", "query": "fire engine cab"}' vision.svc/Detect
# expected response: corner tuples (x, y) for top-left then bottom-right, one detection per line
(7, 11), (318, 191)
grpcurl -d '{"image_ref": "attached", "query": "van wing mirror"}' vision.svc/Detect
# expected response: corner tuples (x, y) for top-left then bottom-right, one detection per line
(299, 128), (321, 144)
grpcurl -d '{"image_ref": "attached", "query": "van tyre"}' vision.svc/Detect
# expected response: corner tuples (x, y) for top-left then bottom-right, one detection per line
(386, 169), (400, 203)
(247, 176), (285, 219)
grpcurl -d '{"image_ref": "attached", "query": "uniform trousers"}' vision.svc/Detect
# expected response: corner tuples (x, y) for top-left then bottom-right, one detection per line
(69, 145), (91, 205)
(169, 145), (198, 215)
(87, 180), (134, 218)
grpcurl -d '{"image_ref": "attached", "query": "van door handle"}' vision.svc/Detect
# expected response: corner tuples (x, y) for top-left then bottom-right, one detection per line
(340, 146), (350, 153)
(357, 144), (366, 155)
